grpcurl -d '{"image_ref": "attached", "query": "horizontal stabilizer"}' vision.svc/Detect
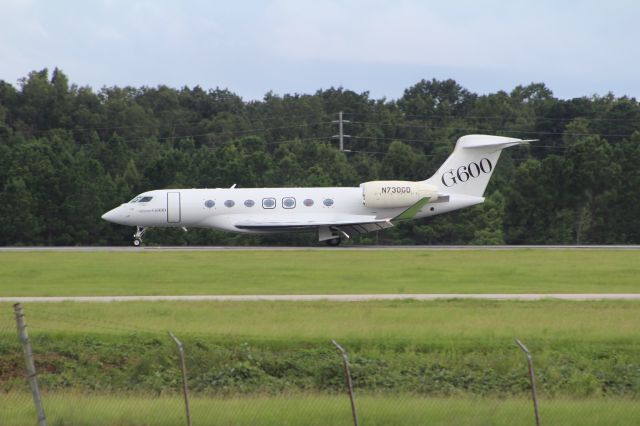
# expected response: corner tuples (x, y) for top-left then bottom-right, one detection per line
(459, 136), (532, 151)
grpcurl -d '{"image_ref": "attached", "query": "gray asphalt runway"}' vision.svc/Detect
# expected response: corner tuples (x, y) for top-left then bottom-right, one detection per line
(1, 245), (639, 251)
(2, 294), (639, 303)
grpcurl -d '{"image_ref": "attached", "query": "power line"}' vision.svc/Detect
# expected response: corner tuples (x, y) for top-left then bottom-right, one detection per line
(19, 109), (640, 139)
(21, 112), (625, 154)
(349, 121), (639, 139)
(108, 122), (333, 145)
(343, 111), (640, 123)
(351, 135), (435, 144)
(342, 149), (387, 156)
(24, 112), (335, 134)
(265, 136), (335, 146)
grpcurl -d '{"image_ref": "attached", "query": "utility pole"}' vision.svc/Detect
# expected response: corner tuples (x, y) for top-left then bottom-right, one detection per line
(332, 111), (350, 151)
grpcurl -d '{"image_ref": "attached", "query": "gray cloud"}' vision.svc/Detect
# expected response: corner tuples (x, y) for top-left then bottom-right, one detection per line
(0, 0), (639, 99)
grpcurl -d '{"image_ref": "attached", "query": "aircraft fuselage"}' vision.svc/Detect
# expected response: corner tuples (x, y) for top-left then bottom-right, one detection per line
(102, 187), (481, 233)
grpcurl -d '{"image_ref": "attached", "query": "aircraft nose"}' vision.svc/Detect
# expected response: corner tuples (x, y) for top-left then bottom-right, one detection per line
(102, 207), (123, 224)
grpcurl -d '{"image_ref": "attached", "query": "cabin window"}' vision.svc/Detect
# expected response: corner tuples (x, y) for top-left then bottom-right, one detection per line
(224, 200), (235, 208)
(204, 200), (215, 208)
(303, 199), (314, 207)
(244, 199), (255, 207)
(262, 198), (276, 209)
(139, 196), (153, 203)
(323, 198), (334, 207)
(282, 197), (296, 209)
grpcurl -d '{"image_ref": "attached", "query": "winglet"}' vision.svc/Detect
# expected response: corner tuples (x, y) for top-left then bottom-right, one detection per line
(394, 197), (430, 221)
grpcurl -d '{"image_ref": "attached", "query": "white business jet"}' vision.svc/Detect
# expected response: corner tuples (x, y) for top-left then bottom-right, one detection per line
(102, 135), (529, 246)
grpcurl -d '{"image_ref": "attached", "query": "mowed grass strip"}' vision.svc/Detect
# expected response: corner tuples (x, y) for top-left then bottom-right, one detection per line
(2, 394), (639, 426)
(1, 300), (639, 343)
(1, 249), (639, 296)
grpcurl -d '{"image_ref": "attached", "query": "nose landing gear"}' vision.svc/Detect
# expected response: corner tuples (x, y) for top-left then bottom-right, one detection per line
(133, 227), (146, 246)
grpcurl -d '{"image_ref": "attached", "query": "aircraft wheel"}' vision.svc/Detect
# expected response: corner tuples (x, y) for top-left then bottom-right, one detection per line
(133, 238), (142, 247)
(326, 237), (341, 247)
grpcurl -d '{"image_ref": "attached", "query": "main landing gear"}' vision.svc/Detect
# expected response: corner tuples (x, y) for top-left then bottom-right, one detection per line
(319, 226), (348, 247)
(133, 226), (146, 246)
(326, 237), (342, 246)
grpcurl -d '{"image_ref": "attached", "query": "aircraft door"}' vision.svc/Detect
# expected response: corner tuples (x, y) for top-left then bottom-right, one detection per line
(167, 192), (181, 223)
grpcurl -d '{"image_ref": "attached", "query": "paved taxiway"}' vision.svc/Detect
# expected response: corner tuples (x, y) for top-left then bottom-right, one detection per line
(2, 294), (640, 303)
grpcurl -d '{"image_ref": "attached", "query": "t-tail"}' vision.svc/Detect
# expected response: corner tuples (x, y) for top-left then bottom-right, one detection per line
(423, 135), (530, 197)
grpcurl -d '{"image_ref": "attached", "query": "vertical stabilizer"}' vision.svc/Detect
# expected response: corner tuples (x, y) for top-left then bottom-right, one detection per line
(423, 135), (528, 197)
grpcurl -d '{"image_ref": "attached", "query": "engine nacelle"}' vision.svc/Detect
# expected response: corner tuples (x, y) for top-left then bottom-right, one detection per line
(360, 180), (438, 208)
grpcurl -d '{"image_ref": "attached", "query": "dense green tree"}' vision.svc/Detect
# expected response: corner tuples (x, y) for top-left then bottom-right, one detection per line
(0, 177), (41, 244)
(0, 68), (639, 245)
(470, 191), (506, 245)
(612, 132), (640, 242)
(398, 79), (476, 118)
(381, 140), (419, 180)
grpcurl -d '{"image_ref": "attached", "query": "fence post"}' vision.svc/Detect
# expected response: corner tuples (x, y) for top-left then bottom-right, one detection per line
(14, 303), (47, 426)
(515, 338), (540, 426)
(331, 339), (358, 426)
(168, 331), (192, 426)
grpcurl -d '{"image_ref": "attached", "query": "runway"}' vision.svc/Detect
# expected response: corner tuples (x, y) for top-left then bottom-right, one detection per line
(1, 245), (640, 252)
(2, 294), (640, 303)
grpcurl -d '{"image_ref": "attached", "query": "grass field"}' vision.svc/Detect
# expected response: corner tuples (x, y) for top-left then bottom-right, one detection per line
(3, 394), (639, 426)
(1, 299), (639, 342)
(1, 300), (639, 401)
(1, 249), (639, 296)
(2, 249), (639, 424)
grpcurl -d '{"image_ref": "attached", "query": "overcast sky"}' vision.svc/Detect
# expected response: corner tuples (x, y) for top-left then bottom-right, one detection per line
(1, 0), (638, 100)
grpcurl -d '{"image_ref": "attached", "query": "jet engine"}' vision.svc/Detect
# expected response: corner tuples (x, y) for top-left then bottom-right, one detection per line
(360, 180), (438, 208)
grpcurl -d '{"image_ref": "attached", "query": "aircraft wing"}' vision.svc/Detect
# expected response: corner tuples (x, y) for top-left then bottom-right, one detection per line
(234, 215), (394, 235)
(234, 196), (434, 237)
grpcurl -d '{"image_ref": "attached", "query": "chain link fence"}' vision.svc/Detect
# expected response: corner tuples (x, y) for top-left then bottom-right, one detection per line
(1, 303), (639, 425)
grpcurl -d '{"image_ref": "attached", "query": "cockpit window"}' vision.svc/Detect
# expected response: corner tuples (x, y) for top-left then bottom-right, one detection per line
(139, 196), (153, 203)
(129, 196), (142, 203)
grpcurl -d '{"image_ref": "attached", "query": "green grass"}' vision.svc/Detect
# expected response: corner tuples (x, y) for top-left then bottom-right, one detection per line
(2, 394), (639, 426)
(1, 250), (638, 423)
(1, 249), (639, 296)
(1, 299), (639, 342)
(1, 301), (639, 399)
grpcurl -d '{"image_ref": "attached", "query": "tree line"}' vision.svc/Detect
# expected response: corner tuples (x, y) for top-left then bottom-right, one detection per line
(1, 68), (638, 245)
